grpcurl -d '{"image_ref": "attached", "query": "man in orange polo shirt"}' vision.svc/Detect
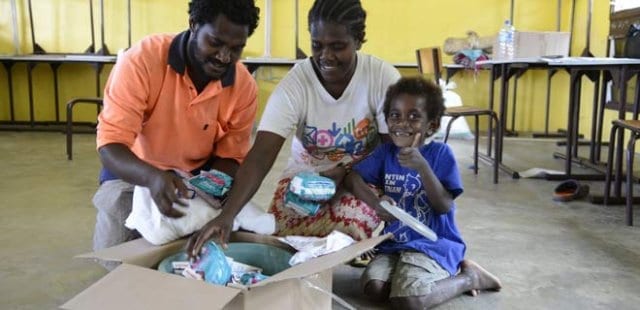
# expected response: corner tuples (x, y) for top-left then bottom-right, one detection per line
(92, 0), (260, 263)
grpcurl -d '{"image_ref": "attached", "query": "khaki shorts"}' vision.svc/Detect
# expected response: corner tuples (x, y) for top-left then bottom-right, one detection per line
(361, 252), (451, 298)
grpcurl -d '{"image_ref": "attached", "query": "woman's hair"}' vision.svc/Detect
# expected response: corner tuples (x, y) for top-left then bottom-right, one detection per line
(188, 0), (260, 36)
(308, 0), (367, 43)
(383, 77), (446, 123)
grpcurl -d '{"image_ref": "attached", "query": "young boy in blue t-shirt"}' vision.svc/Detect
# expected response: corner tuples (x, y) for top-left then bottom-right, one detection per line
(344, 77), (501, 309)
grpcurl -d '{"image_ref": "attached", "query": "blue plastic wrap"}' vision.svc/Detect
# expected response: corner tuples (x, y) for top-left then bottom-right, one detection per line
(188, 169), (233, 198)
(190, 241), (232, 285)
(284, 190), (322, 216)
(239, 272), (269, 285)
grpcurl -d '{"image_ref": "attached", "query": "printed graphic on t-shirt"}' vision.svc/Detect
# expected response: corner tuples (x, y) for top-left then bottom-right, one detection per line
(302, 117), (377, 162)
(384, 172), (432, 243)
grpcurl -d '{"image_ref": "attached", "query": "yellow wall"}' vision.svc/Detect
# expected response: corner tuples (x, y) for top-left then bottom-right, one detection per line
(0, 0), (615, 138)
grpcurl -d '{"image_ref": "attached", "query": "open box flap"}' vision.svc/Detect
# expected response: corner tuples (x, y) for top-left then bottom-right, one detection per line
(61, 264), (240, 310)
(76, 238), (186, 267)
(77, 232), (293, 268)
(229, 231), (296, 252)
(254, 233), (392, 287)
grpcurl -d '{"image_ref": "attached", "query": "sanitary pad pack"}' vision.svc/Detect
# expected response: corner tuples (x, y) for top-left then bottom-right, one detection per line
(284, 172), (336, 216)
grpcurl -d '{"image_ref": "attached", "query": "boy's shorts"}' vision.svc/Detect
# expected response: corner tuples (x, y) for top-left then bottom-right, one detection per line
(361, 252), (451, 298)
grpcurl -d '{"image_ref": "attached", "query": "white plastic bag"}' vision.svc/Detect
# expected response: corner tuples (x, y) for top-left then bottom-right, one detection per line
(435, 79), (474, 140)
(278, 230), (356, 265)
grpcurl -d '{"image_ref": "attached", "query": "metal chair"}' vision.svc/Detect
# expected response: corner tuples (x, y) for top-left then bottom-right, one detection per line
(66, 98), (103, 160)
(416, 47), (500, 183)
(65, 49), (126, 160)
(604, 119), (640, 226)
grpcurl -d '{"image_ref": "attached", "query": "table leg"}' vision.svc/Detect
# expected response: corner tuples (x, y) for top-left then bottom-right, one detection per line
(588, 73), (600, 162)
(1, 61), (15, 122)
(614, 67), (629, 198)
(594, 71), (610, 162)
(27, 62), (36, 126)
(52, 63), (61, 122)
(564, 69), (580, 175)
(625, 134), (637, 226)
(487, 65), (497, 157)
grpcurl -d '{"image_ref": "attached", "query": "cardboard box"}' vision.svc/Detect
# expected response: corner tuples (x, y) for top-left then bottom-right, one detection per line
(62, 231), (391, 309)
(493, 31), (570, 59)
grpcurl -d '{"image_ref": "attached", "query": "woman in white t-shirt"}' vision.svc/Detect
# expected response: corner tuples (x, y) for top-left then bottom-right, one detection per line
(188, 0), (401, 254)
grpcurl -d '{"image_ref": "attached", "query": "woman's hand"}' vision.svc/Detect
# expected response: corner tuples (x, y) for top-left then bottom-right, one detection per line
(321, 163), (351, 206)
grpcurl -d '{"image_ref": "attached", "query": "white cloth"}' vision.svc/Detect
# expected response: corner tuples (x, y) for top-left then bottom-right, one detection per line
(126, 186), (275, 245)
(258, 53), (401, 178)
(232, 201), (276, 235)
(278, 230), (356, 265)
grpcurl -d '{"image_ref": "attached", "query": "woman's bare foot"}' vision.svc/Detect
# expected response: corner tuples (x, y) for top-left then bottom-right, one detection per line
(461, 259), (502, 293)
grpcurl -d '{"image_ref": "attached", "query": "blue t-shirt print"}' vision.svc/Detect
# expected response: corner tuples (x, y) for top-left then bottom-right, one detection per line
(353, 142), (466, 276)
(383, 172), (432, 243)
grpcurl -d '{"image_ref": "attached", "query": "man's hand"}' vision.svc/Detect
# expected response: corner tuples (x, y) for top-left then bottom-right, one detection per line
(147, 170), (188, 218)
(186, 213), (234, 259)
(397, 133), (428, 171)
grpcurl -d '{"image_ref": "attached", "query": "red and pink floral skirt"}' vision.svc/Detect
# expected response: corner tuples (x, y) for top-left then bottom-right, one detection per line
(268, 178), (382, 241)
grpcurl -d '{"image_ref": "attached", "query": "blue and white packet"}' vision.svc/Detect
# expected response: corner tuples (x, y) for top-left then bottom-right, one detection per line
(288, 172), (336, 201)
(284, 190), (322, 216)
(189, 169), (233, 198)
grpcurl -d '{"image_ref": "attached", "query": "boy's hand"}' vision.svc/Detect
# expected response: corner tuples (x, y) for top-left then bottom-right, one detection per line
(375, 195), (398, 222)
(397, 133), (428, 171)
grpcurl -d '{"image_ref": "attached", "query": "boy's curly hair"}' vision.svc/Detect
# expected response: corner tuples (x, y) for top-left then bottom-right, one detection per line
(383, 77), (445, 123)
(188, 0), (260, 36)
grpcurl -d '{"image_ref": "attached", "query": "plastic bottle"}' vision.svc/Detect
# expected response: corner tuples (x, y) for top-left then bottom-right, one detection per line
(497, 20), (515, 60)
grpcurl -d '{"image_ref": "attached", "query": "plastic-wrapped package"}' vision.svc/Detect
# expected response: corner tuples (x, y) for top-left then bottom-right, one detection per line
(190, 241), (232, 285)
(284, 172), (336, 216)
(288, 172), (335, 201)
(189, 169), (233, 198)
(239, 272), (269, 285)
(284, 190), (322, 216)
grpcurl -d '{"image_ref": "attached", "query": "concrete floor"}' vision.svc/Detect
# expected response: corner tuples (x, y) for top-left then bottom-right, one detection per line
(1, 131), (639, 310)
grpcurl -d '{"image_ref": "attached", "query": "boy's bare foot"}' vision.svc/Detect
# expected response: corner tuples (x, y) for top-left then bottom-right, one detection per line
(461, 260), (502, 293)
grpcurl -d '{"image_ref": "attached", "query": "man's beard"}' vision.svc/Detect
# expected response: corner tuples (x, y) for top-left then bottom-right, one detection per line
(187, 39), (229, 81)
